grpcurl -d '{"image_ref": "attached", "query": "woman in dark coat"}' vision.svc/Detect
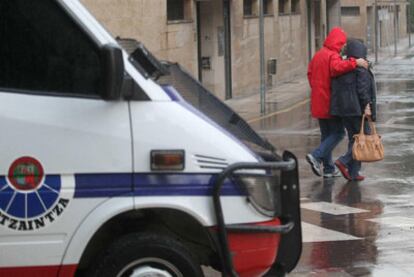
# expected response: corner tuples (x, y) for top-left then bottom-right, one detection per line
(330, 39), (377, 181)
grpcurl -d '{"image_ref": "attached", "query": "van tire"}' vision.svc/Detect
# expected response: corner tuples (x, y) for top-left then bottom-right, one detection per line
(89, 232), (204, 277)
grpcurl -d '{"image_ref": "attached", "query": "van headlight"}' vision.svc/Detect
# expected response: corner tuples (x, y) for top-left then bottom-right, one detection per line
(236, 173), (281, 217)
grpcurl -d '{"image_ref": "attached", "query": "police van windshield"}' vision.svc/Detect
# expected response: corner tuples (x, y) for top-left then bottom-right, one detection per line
(118, 38), (276, 157)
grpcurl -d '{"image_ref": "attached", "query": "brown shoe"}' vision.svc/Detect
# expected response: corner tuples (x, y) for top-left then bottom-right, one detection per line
(354, 175), (365, 181)
(334, 160), (351, 180)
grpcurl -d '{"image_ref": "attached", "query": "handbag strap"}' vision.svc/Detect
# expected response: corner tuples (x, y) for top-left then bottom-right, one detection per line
(359, 114), (377, 135)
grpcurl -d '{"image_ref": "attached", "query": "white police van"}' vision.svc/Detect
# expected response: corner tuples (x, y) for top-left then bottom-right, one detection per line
(0, 1), (302, 276)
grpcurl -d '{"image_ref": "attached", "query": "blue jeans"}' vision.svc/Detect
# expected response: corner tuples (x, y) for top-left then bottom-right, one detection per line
(339, 116), (371, 179)
(312, 118), (345, 174)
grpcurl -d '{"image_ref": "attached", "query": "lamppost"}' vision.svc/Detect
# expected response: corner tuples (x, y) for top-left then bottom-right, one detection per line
(259, 0), (266, 115)
(375, 0), (379, 63)
(409, 0), (412, 48)
(394, 0), (398, 56)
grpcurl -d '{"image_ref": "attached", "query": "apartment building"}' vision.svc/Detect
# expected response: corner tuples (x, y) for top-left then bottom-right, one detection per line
(341, 0), (409, 51)
(82, 0), (340, 100)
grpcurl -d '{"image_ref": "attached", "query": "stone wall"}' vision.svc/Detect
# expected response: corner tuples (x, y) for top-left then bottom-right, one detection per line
(231, 4), (277, 98)
(277, 14), (308, 82)
(341, 0), (368, 42)
(341, 0), (408, 49)
(231, 0), (309, 98)
(81, 0), (311, 100)
(81, 0), (198, 75)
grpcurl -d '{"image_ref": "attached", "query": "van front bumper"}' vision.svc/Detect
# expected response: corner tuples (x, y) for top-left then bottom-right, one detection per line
(211, 151), (302, 277)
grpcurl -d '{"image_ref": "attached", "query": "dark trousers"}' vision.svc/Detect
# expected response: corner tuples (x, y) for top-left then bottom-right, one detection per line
(339, 116), (371, 179)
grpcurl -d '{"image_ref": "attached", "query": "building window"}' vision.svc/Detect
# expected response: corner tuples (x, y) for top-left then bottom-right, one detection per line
(341, 6), (360, 17)
(167, 0), (183, 21)
(264, 0), (274, 15)
(244, 0), (254, 16)
(390, 5), (400, 12)
(279, 0), (289, 15)
(167, 0), (191, 22)
(244, 0), (273, 17)
(291, 0), (300, 14)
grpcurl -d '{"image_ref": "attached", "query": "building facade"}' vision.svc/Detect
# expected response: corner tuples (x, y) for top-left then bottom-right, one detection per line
(81, 0), (340, 100)
(341, 0), (409, 52)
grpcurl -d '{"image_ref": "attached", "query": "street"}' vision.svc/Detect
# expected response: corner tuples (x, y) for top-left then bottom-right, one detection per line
(3, 1), (414, 277)
(247, 50), (414, 276)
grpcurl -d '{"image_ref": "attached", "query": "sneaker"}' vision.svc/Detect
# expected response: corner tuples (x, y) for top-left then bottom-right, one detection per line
(323, 166), (342, 178)
(334, 160), (352, 180)
(306, 153), (322, 176)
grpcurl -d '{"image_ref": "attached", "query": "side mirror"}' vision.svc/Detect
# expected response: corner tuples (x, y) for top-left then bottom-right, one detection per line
(101, 44), (124, 100)
(129, 42), (169, 80)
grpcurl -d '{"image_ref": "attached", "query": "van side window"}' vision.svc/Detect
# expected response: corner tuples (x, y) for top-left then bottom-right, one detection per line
(0, 1), (101, 97)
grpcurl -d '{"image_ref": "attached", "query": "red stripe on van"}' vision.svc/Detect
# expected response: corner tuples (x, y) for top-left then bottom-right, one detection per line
(0, 264), (77, 277)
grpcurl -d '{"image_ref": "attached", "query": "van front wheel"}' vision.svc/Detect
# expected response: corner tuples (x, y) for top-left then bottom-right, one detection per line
(91, 233), (204, 277)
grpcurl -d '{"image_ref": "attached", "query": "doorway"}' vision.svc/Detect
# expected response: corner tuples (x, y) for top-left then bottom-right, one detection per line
(196, 0), (232, 99)
(326, 0), (341, 32)
(308, 0), (323, 60)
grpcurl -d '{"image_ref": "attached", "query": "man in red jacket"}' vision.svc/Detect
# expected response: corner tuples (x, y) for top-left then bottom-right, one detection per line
(306, 27), (368, 178)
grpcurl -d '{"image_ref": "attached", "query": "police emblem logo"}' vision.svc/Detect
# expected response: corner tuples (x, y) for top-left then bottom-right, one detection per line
(0, 157), (71, 231)
(8, 157), (44, 192)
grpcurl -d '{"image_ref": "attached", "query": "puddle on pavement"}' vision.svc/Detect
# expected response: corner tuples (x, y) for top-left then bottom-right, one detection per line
(377, 80), (414, 93)
(294, 178), (414, 275)
(250, 76), (414, 274)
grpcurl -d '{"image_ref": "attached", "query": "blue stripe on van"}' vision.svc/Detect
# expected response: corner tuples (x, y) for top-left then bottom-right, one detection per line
(74, 173), (133, 198)
(74, 173), (245, 198)
(162, 85), (182, 101)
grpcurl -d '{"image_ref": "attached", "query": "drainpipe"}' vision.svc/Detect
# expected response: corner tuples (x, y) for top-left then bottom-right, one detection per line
(259, 0), (266, 115)
(223, 0), (232, 99)
(409, 1), (412, 48)
(307, 0), (312, 62)
(196, 2), (202, 82)
(394, 0), (398, 56)
(375, 0), (379, 63)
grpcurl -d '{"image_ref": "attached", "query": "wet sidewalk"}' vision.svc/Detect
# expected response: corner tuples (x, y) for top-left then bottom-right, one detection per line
(368, 35), (414, 62)
(226, 35), (414, 124)
(225, 77), (310, 123)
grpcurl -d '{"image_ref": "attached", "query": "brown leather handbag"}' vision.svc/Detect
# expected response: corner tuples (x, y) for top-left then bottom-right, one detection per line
(352, 115), (384, 162)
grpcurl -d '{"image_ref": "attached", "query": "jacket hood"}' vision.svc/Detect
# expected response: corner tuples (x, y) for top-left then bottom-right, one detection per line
(323, 27), (347, 53)
(346, 39), (367, 59)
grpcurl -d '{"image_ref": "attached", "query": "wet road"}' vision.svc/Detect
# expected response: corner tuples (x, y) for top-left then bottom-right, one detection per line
(250, 51), (414, 276)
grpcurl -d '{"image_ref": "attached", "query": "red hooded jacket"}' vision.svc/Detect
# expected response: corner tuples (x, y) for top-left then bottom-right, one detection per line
(307, 27), (357, 118)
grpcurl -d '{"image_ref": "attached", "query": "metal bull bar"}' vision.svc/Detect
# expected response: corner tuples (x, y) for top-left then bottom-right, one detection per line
(212, 151), (302, 277)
